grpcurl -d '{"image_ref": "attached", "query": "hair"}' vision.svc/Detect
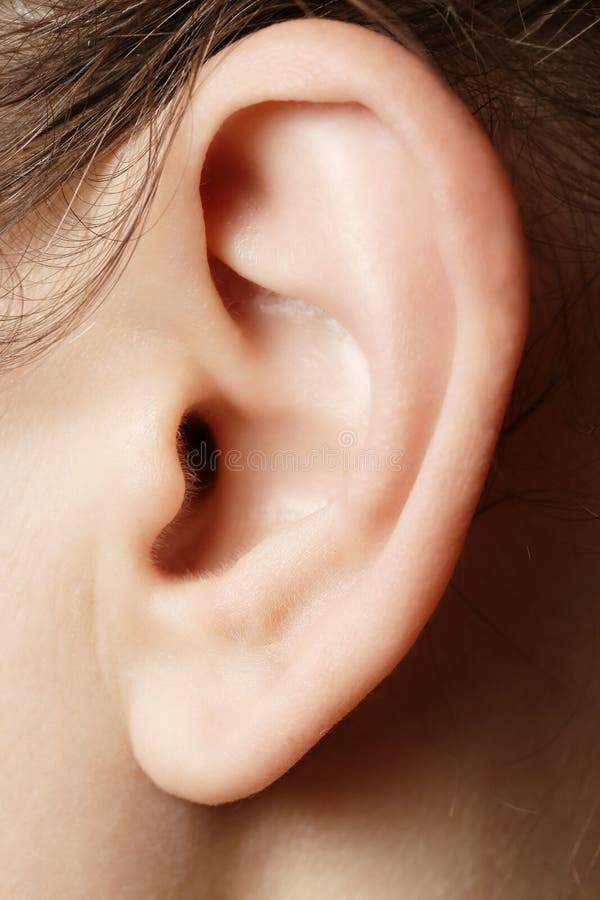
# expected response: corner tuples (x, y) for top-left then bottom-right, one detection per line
(0, 0), (598, 382)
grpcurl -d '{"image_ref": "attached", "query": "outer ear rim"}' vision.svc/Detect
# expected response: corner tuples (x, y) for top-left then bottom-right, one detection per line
(187, 17), (527, 350)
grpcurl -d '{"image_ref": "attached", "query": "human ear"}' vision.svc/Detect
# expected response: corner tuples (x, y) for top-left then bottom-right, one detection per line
(96, 18), (528, 804)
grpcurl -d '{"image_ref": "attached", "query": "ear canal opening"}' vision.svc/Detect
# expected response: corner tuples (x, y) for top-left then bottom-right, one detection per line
(151, 409), (222, 577)
(177, 413), (219, 501)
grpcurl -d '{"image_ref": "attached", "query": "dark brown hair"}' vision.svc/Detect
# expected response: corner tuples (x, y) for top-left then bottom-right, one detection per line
(0, 1), (598, 372)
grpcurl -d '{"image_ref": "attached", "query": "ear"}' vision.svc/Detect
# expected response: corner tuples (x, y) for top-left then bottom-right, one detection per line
(96, 18), (528, 804)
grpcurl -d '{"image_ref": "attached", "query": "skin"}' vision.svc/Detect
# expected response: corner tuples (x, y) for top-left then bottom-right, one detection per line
(1, 18), (598, 899)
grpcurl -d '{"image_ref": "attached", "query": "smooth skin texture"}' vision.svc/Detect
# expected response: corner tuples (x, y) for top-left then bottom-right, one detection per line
(3, 17), (598, 900)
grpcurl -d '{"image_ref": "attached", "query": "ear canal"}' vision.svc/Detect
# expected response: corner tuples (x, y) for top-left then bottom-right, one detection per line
(102, 20), (527, 806)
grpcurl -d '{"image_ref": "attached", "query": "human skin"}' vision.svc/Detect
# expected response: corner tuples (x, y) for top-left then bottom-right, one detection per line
(1, 18), (598, 900)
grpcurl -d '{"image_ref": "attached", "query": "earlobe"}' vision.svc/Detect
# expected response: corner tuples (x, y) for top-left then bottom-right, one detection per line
(99, 19), (528, 804)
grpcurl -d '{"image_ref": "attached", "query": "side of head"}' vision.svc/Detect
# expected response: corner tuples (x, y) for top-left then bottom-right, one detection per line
(0, 3), (597, 897)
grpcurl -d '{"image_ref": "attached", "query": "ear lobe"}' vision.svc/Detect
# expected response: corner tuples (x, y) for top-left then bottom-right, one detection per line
(101, 19), (528, 804)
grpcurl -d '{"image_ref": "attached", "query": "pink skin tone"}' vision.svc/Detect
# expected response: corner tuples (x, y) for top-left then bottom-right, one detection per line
(2, 19), (596, 900)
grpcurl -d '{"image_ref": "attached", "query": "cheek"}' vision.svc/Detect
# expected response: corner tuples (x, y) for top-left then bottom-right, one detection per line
(0, 313), (140, 621)
(0, 373), (99, 691)
(0, 392), (96, 592)
(0, 371), (103, 817)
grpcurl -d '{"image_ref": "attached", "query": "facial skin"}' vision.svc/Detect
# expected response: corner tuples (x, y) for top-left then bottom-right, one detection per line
(1, 17), (598, 900)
